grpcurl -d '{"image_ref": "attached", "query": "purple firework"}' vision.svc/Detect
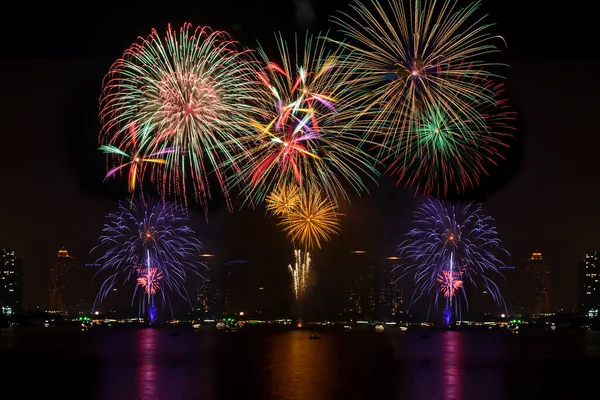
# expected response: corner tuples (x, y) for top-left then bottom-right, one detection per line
(92, 197), (204, 318)
(397, 198), (508, 323)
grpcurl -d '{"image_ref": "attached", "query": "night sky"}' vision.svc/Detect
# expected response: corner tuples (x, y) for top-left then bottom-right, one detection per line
(0, 1), (598, 315)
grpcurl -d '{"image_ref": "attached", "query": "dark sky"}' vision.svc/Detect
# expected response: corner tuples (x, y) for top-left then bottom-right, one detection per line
(0, 1), (597, 315)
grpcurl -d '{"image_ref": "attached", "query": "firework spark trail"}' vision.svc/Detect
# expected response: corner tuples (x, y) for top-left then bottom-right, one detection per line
(92, 197), (204, 318)
(397, 197), (508, 322)
(100, 122), (172, 199)
(331, 0), (511, 195)
(288, 249), (311, 303)
(229, 32), (379, 207)
(100, 23), (262, 213)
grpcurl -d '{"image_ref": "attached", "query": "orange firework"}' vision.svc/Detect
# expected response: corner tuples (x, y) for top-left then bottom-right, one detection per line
(265, 183), (301, 216)
(279, 190), (342, 250)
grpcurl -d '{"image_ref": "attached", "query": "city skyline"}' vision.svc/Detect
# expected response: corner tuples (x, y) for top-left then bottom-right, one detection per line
(7, 243), (599, 322)
(0, 0), (598, 313)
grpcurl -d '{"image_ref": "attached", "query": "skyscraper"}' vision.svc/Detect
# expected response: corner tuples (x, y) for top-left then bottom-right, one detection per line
(377, 256), (405, 321)
(344, 251), (375, 320)
(577, 252), (600, 318)
(221, 259), (249, 318)
(0, 249), (23, 314)
(194, 254), (216, 319)
(517, 250), (551, 316)
(49, 249), (81, 313)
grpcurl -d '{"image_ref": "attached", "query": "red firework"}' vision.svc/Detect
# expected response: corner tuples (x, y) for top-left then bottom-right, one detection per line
(437, 270), (463, 298)
(137, 267), (163, 295)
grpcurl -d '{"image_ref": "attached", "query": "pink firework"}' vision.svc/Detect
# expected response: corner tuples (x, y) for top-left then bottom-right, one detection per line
(437, 270), (463, 298)
(137, 268), (163, 295)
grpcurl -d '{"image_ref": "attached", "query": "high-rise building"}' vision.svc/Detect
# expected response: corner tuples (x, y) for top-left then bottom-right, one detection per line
(376, 256), (405, 320)
(221, 259), (249, 318)
(49, 249), (81, 313)
(344, 251), (375, 320)
(577, 252), (600, 318)
(517, 251), (551, 316)
(194, 254), (216, 319)
(0, 249), (24, 314)
(251, 286), (268, 318)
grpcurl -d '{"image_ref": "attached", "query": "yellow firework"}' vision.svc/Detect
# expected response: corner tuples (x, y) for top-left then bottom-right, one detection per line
(265, 183), (301, 216)
(279, 190), (342, 250)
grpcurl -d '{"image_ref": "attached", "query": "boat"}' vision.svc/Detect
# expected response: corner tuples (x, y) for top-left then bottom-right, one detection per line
(309, 334), (322, 340)
(192, 323), (201, 329)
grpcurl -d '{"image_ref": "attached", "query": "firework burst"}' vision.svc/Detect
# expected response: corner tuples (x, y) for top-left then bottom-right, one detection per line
(265, 182), (302, 216)
(93, 197), (204, 318)
(230, 32), (379, 206)
(100, 23), (261, 210)
(137, 266), (163, 296)
(280, 190), (342, 250)
(398, 197), (508, 322)
(331, 0), (509, 188)
(388, 82), (515, 195)
(437, 269), (463, 298)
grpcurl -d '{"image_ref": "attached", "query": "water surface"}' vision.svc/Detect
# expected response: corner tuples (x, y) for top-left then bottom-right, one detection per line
(1, 326), (598, 399)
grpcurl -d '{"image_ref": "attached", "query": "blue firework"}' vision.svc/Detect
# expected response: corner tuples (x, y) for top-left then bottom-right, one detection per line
(92, 197), (204, 319)
(398, 197), (508, 322)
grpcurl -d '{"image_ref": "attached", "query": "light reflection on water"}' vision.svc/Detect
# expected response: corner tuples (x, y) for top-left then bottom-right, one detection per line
(137, 328), (158, 400)
(264, 330), (335, 400)
(1, 327), (599, 399)
(442, 332), (463, 400)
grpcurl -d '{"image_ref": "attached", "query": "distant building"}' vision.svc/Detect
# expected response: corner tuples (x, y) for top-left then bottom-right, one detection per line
(221, 259), (249, 318)
(49, 249), (81, 313)
(0, 249), (23, 314)
(194, 254), (216, 319)
(577, 252), (600, 318)
(344, 251), (375, 320)
(376, 256), (405, 320)
(250, 286), (268, 319)
(517, 251), (551, 316)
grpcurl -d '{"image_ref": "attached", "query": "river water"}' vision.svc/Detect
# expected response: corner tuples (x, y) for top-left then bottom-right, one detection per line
(1, 326), (598, 399)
